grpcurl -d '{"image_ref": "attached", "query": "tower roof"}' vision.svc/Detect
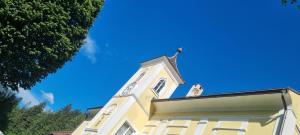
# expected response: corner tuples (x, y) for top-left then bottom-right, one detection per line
(140, 48), (184, 84)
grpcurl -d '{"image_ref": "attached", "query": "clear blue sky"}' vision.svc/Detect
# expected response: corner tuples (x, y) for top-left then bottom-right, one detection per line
(22, 0), (300, 111)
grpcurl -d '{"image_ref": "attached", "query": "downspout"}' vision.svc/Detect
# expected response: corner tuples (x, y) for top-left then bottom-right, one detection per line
(278, 89), (288, 135)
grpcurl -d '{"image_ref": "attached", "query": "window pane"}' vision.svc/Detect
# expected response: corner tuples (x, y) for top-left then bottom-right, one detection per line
(154, 80), (161, 91)
(125, 128), (135, 135)
(154, 79), (166, 94)
(115, 122), (130, 135)
(115, 122), (135, 135)
(156, 80), (165, 93)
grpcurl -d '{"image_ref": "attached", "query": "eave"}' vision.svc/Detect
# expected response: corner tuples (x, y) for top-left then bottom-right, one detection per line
(151, 88), (296, 114)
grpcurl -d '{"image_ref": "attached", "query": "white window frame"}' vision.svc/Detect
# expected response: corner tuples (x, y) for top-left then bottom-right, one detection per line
(152, 78), (167, 94)
(114, 121), (136, 135)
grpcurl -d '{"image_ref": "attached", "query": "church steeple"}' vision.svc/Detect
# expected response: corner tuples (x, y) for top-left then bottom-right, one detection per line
(168, 48), (183, 83)
(168, 48), (182, 65)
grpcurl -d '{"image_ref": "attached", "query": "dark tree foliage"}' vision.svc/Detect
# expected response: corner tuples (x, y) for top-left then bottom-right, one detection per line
(0, 90), (19, 131)
(3, 103), (85, 135)
(0, 0), (104, 91)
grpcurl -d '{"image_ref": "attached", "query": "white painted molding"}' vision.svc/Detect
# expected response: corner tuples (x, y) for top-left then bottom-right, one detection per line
(281, 109), (297, 135)
(273, 109), (284, 135)
(213, 118), (249, 135)
(97, 96), (135, 134)
(141, 121), (159, 135)
(238, 120), (248, 135)
(180, 120), (191, 135)
(154, 120), (168, 135)
(193, 118), (208, 135)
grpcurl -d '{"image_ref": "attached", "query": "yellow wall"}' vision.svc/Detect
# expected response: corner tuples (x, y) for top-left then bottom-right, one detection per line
(108, 102), (152, 134)
(105, 67), (179, 135)
(289, 90), (300, 126)
(142, 110), (279, 135)
(139, 116), (278, 135)
(246, 119), (276, 135)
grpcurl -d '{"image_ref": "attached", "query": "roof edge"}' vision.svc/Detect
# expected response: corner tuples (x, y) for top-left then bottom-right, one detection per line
(152, 88), (292, 102)
(140, 55), (184, 84)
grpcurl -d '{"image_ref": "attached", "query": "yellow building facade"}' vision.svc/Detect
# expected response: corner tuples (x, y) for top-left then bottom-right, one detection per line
(72, 49), (300, 135)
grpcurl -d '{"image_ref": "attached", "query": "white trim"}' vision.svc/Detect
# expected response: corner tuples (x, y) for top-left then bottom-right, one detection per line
(180, 120), (191, 135)
(213, 118), (248, 135)
(162, 120), (174, 135)
(193, 118), (208, 135)
(97, 96), (135, 134)
(161, 119), (191, 135)
(141, 121), (159, 135)
(212, 121), (222, 135)
(273, 109), (284, 135)
(238, 120), (248, 135)
(154, 120), (168, 135)
(281, 109), (297, 135)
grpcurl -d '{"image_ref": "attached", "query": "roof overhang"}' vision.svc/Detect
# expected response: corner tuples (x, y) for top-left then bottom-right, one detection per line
(141, 56), (184, 84)
(151, 89), (287, 114)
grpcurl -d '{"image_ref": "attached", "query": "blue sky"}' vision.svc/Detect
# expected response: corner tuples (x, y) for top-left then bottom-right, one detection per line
(17, 0), (300, 111)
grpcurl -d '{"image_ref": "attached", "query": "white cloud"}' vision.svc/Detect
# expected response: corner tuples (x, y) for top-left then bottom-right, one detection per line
(82, 36), (97, 63)
(17, 88), (40, 107)
(41, 90), (54, 104)
(16, 88), (55, 109)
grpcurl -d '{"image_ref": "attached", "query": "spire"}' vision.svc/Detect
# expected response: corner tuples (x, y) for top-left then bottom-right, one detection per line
(169, 48), (182, 64)
(168, 48), (183, 82)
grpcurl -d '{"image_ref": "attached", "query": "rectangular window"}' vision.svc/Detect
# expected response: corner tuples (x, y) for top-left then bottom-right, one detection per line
(115, 121), (135, 135)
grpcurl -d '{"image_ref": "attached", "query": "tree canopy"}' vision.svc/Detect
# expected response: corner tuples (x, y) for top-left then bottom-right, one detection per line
(0, 0), (104, 91)
(0, 90), (86, 135)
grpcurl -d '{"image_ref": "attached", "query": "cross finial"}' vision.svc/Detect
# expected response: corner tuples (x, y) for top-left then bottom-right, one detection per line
(172, 48), (182, 58)
(177, 48), (183, 53)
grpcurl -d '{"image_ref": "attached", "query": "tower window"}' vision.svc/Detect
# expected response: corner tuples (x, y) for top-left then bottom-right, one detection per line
(115, 121), (135, 135)
(153, 78), (166, 94)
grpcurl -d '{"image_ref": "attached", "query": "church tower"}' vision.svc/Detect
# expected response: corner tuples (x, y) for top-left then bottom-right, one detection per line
(72, 48), (184, 135)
